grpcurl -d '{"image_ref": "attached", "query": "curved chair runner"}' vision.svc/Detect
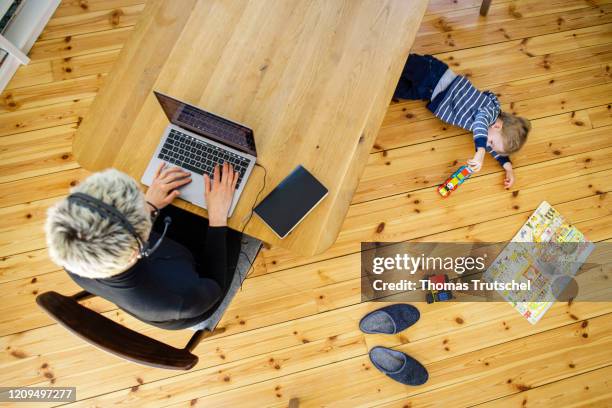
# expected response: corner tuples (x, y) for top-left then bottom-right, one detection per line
(36, 236), (261, 370)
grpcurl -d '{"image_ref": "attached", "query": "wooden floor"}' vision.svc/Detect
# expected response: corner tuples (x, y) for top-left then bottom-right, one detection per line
(1, 0), (611, 407)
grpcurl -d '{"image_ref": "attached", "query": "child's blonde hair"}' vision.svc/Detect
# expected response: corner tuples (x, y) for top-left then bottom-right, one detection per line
(499, 112), (530, 153)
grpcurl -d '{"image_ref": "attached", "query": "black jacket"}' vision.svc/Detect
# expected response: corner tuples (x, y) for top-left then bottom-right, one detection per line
(67, 226), (231, 330)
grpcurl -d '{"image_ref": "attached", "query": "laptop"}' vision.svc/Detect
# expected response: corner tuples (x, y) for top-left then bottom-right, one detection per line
(141, 91), (257, 217)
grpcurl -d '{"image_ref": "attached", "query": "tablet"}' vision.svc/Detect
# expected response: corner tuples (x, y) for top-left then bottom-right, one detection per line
(254, 165), (328, 239)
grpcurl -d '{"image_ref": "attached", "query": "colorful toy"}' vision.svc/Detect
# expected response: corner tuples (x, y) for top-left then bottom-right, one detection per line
(425, 274), (453, 303)
(438, 165), (473, 197)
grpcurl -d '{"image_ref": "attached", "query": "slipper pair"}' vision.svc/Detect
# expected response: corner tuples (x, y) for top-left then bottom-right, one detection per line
(360, 304), (428, 386)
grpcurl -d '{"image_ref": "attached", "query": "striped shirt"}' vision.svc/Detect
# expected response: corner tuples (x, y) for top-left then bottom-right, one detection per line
(432, 76), (510, 167)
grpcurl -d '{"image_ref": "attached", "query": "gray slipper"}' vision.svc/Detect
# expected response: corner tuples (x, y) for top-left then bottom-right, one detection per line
(359, 304), (420, 334)
(369, 346), (428, 386)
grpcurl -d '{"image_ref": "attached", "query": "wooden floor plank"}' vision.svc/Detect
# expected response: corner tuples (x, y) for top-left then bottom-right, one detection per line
(588, 102), (612, 127)
(487, 64), (611, 103)
(6, 50), (119, 90)
(473, 365), (612, 408)
(0, 248), (62, 284)
(0, 168), (89, 208)
(428, 40), (612, 93)
(4, 62), (55, 90)
(414, 1), (612, 55)
(50, 49), (119, 82)
(511, 82), (612, 119)
(53, 0), (145, 18)
(0, 74), (105, 114)
(28, 27), (132, 63)
(0, 99), (92, 137)
(425, 0), (513, 16)
(0, 197), (64, 258)
(0, 124), (79, 184)
(40, 3), (144, 41)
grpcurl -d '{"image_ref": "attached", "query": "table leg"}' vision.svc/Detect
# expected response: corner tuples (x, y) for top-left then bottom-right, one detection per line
(480, 0), (492, 16)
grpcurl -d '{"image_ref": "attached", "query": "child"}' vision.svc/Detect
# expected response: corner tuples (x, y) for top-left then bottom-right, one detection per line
(394, 54), (531, 189)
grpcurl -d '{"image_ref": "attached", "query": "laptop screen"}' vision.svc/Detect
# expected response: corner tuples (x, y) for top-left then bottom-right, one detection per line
(154, 91), (257, 156)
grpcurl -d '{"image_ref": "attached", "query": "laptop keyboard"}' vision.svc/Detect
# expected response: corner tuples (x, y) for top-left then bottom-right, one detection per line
(157, 129), (250, 188)
(177, 105), (256, 152)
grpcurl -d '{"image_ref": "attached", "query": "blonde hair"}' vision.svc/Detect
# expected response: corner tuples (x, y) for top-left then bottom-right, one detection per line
(45, 169), (152, 279)
(499, 112), (530, 154)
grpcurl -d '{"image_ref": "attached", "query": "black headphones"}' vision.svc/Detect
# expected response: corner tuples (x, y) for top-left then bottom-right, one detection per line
(67, 192), (171, 258)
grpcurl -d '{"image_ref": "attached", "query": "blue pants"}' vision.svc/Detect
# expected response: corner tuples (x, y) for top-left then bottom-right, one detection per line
(393, 54), (448, 101)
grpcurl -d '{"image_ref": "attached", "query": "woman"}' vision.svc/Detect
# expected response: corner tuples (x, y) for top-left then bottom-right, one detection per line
(45, 162), (241, 329)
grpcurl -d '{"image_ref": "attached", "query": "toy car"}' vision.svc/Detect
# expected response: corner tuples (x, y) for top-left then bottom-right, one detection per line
(425, 274), (453, 303)
(438, 165), (473, 198)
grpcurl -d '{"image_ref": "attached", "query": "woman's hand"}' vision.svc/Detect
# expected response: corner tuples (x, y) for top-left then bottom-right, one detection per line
(145, 163), (192, 210)
(503, 162), (515, 189)
(204, 162), (238, 227)
(467, 148), (485, 172)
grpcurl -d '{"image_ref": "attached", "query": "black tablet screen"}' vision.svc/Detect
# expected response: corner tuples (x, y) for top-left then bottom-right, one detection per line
(254, 165), (328, 238)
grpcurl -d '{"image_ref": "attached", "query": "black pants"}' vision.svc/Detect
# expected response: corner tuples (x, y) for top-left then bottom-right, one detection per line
(393, 54), (449, 101)
(152, 204), (242, 292)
